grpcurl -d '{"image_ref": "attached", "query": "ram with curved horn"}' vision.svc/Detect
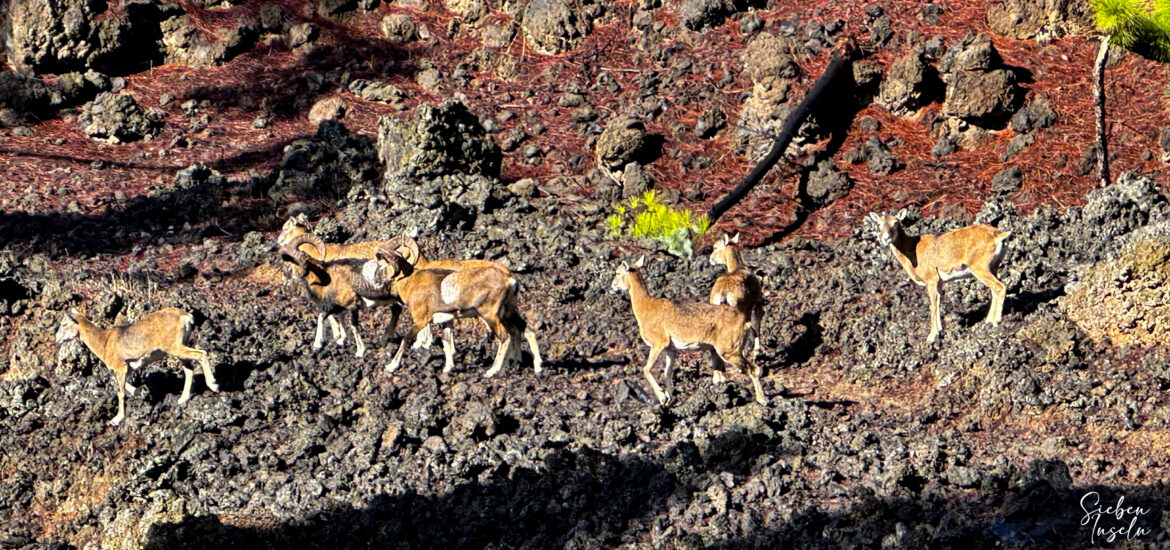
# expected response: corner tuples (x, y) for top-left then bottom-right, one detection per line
(278, 234), (398, 358)
(274, 215), (404, 352)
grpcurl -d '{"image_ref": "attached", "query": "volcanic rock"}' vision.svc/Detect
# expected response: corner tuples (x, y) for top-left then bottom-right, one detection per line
(77, 92), (159, 142)
(268, 120), (380, 205)
(595, 115), (647, 179)
(380, 14), (418, 44)
(376, 100), (502, 181)
(521, 0), (602, 55)
(877, 47), (943, 115)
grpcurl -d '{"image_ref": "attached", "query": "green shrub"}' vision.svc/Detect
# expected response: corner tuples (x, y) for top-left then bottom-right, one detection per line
(606, 191), (710, 257)
(1092, 0), (1170, 61)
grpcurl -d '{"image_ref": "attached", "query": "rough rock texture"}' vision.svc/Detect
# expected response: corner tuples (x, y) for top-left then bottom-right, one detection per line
(991, 165), (1023, 195)
(735, 32), (815, 160)
(944, 70), (1022, 123)
(258, 3), (285, 32)
(679, 0), (740, 31)
(521, 0), (602, 55)
(1, 0), (199, 76)
(938, 33), (1001, 73)
(161, 14), (257, 68)
(8, 171), (1170, 549)
(1011, 94), (1058, 134)
(1066, 222), (1170, 347)
(736, 78), (793, 159)
(877, 47), (942, 115)
(446, 0), (489, 23)
(861, 136), (901, 176)
(380, 13), (417, 44)
(804, 160), (853, 206)
(595, 115), (647, 179)
(695, 108), (726, 139)
(77, 92), (159, 142)
(8, 2), (1170, 548)
(0, 72), (57, 120)
(1, 0), (105, 73)
(376, 100), (502, 182)
(52, 69), (111, 107)
(317, 0), (359, 16)
(940, 34), (1023, 127)
(740, 33), (799, 82)
(308, 96), (347, 125)
(267, 120), (380, 205)
(287, 22), (319, 49)
(987, 0), (1093, 41)
(349, 79), (405, 105)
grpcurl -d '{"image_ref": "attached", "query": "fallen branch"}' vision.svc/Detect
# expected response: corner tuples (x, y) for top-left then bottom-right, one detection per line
(707, 40), (858, 224)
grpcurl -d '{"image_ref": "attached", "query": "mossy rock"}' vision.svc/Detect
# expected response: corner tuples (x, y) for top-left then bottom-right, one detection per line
(1064, 224), (1170, 347)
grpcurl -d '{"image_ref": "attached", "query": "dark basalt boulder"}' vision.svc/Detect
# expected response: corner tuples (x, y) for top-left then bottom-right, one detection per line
(376, 100), (502, 182)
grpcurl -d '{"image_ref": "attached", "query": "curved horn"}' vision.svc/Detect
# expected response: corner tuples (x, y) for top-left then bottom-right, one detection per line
(385, 236), (420, 266)
(375, 246), (405, 279)
(375, 245), (400, 266)
(285, 233), (327, 259)
(278, 243), (322, 278)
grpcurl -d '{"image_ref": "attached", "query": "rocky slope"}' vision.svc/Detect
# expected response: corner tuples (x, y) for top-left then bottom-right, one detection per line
(4, 0), (1170, 549)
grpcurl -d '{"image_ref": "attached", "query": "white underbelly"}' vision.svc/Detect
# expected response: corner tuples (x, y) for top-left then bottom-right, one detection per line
(938, 267), (972, 282)
(670, 336), (702, 350)
(129, 350), (167, 369)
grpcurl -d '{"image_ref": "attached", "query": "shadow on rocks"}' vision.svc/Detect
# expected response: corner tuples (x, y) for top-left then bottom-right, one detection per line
(136, 452), (1169, 550)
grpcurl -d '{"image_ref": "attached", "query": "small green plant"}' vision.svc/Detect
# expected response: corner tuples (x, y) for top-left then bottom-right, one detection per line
(1090, 0), (1170, 184)
(1093, 0), (1170, 60)
(606, 190), (710, 257)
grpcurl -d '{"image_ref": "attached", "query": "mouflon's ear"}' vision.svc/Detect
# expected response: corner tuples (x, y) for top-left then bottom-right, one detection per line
(730, 233), (740, 244)
(634, 255), (645, 268)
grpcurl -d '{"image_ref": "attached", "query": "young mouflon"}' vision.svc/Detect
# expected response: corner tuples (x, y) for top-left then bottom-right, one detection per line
(867, 210), (1010, 343)
(709, 233), (764, 355)
(612, 256), (767, 406)
(55, 307), (219, 426)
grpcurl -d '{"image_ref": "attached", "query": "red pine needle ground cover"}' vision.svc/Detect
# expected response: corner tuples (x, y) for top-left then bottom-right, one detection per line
(1, 0), (1167, 250)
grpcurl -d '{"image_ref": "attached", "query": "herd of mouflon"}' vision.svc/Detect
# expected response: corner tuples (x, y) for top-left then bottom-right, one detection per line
(56, 210), (1012, 426)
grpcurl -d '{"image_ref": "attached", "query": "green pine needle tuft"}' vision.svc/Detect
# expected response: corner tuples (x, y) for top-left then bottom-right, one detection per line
(1094, 0), (1170, 62)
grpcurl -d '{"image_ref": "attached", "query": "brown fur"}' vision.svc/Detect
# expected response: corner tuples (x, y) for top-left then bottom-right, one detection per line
(55, 307), (218, 426)
(276, 217), (403, 354)
(869, 211), (1010, 342)
(709, 234), (765, 353)
(374, 252), (540, 376)
(378, 236), (542, 366)
(612, 258), (767, 406)
(277, 215), (395, 263)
